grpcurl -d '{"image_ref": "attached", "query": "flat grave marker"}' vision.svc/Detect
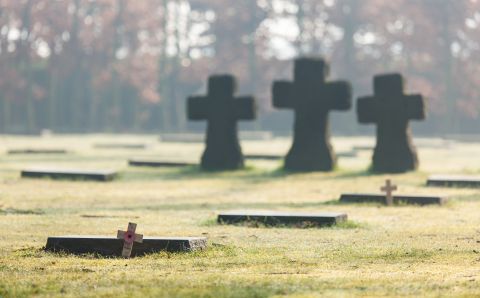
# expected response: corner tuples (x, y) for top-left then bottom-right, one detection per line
(159, 131), (271, 143)
(244, 154), (282, 161)
(94, 143), (147, 150)
(45, 223), (207, 257)
(8, 149), (68, 155)
(218, 211), (347, 227)
(21, 168), (118, 182)
(244, 150), (357, 161)
(340, 193), (447, 206)
(427, 175), (480, 188)
(340, 180), (446, 206)
(128, 159), (195, 168)
(352, 145), (374, 152)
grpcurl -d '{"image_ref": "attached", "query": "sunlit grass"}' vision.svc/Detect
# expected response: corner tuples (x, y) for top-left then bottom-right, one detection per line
(0, 135), (479, 297)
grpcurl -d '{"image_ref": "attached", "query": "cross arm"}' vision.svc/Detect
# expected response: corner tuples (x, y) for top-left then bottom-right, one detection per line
(235, 96), (256, 120)
(324, 81), (352, 111)
(357, 96), (378, 124)
(272, 81), (294, 109)
(117, 230), (126, 239)
(134, 234), (143, 243)
(187, 96), (209, 120)
(405, 94), (426, 120)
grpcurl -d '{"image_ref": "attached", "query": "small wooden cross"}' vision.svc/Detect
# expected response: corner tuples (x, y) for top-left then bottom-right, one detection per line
(381, 179), (398, 206)
(117, 222), (143, 258)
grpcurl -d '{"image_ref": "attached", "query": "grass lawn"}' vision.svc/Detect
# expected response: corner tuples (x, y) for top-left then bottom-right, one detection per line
(0, 134), (479, 297)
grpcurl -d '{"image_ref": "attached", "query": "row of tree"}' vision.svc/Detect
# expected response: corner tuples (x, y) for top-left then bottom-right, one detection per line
(0, 0), (479, 134)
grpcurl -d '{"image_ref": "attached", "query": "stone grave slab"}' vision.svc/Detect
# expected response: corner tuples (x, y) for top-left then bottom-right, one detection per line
(352, 145), (373, 151)
(245, 150), (357, 161)
(128, 159), (195, 168)
(337, 150), (358, 158)
(8, 149), (68, 155)
(427, 175), (480, 188)
(94, 143), (147, 149)
(245, 154), (282, 161)
(160, 132), (272, 143)
(22, 168), (117, 181)
(45, 236), (207, 257)
(218, 211), (347, 227)
(339, 193), (446, 205)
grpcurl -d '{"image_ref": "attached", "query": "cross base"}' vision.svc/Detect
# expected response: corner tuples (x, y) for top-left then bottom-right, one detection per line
(372, 146), (419, 173)
(284, 145), (336, 172)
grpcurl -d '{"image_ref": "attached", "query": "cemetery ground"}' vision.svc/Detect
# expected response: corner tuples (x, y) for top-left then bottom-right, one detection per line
(0, 134), (479, 297)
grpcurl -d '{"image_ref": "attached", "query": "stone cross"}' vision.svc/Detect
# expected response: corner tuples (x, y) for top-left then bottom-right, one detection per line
(117, 222), (143, 258)
(381, 179), (397, 206)
(272, 58), (352, 171)
(188, 75), (256, 171)
(357, 73), (426, 173)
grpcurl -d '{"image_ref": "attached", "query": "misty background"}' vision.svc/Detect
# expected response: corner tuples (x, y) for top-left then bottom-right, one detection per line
(0, 0), (478, 135)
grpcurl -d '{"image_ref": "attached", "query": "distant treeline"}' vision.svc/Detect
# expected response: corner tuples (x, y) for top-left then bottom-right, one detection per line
(0, 0), (479, 134)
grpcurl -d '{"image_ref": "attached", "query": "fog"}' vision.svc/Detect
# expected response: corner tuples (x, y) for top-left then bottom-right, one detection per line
(0, 0), (478, 135)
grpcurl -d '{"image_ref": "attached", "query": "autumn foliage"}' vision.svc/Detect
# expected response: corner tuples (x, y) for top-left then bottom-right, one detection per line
(0, 0), (479, 134)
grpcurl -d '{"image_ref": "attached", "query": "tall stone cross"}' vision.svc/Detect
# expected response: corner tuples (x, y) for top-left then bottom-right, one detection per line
(117, 222), (143, 258)
(188, 75), (256, 170)
(381, 179), (397, 206)
(357, 74), (426, 173)
(272, 58), (352, 171)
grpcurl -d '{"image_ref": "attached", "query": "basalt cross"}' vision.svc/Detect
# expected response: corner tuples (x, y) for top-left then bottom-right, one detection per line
(188, 75), (256, 170)
(272, 58), (352, 171)
(357, 74), (426, 173)
(117, 222), (143, 258)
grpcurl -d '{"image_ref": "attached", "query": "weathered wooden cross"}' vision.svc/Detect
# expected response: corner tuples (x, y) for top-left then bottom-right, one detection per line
(188, 75), (256, 170)
(381, 179), (398, 206)
(117, 222), (143, 258)
(272, 58), (352, 171)
(357, 74), (426, 173)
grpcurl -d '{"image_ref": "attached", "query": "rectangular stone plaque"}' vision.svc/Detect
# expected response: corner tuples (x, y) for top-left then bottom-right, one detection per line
(160, 131), (273, 143)
(45, 236), (207, 257)
(337, 150), (358, 158)
(245, 151), (356, 161)
(245, 154), (282, 160)
(160, 133), (204, 143)
(340, 193), (447, 205)
(352, 145), (373, 151)
(94, 144), (146, 149)
(427, 175), (480, 188)
(218, 211), (347, 227)
(22, 168), (117, 182)
(8, 149), (68, 155)
(128, 159), (195, 168)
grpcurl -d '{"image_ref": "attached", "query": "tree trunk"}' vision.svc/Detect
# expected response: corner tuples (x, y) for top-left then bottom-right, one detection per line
(158, 0), (171, 132)
(172, 2), (185, 132)
(19, 0), (35, 133)
(440, 0), (457, 133)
